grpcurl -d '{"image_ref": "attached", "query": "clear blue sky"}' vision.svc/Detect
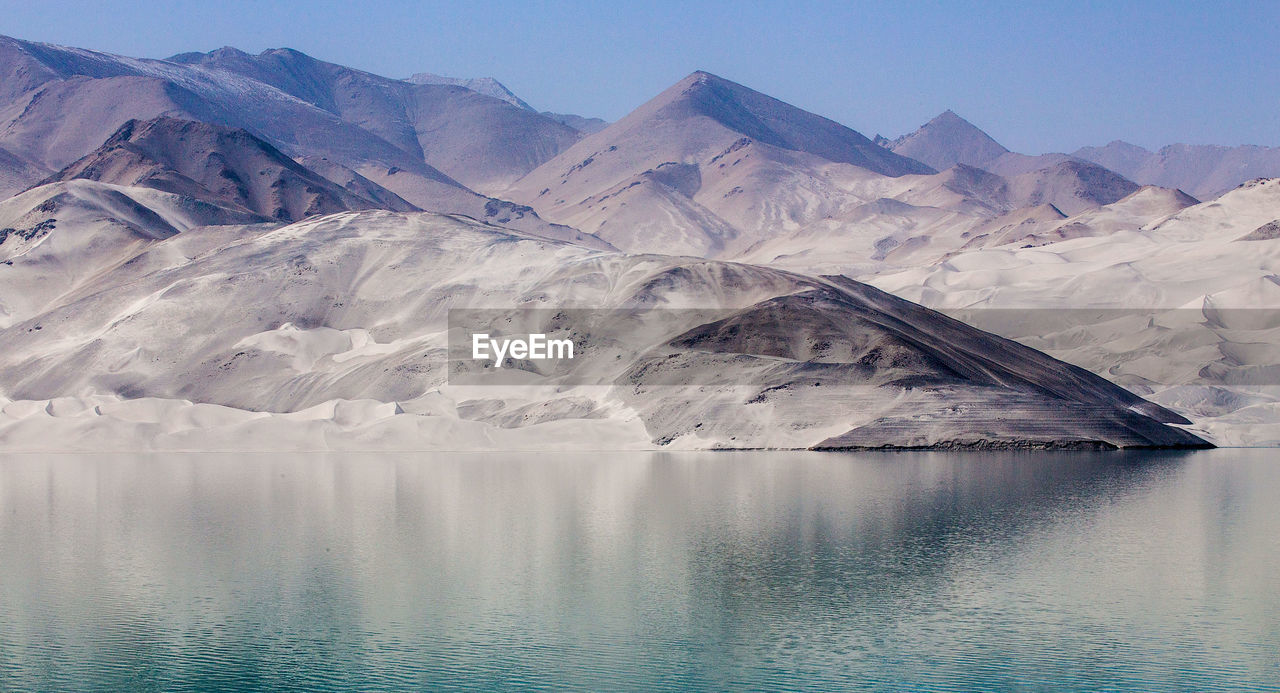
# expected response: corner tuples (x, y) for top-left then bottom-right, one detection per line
(4, 0), (1277, 152)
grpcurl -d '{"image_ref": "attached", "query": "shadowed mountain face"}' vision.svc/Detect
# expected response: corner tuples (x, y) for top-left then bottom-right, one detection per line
(47, 117), (387, 222)
(1073, 140), (1280, 199)
(0, 146), (49, 199)
(1003, 159), (1140, 216)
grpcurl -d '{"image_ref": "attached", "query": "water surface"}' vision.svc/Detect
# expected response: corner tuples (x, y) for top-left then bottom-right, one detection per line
(1, 450), (1277, 691)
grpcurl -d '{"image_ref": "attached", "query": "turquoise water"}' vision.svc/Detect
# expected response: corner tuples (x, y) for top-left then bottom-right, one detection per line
(1, 450), (1277, 691)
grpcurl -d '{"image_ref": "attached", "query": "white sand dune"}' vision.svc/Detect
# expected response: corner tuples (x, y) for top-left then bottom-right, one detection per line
(869, 179), (1280, 445)
(0, 203), (1204, 450)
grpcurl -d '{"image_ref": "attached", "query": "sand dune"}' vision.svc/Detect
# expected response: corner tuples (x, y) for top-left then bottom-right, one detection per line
(0, 205), (1203, 450)
(870, 178), (1280, 445)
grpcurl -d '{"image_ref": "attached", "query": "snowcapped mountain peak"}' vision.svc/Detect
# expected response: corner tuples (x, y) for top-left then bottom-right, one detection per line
(404, 72), (534, 111)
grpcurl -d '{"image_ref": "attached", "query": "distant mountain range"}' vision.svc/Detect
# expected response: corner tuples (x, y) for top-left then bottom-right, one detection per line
(2, 34), (1273, 224)
(1072, 140), (1280, 199)
(884, 110), (1140, 214)
(882, 109), (1280, 199)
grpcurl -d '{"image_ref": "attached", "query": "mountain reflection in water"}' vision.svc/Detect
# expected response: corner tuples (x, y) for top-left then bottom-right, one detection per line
(1, 450), (1276, 691)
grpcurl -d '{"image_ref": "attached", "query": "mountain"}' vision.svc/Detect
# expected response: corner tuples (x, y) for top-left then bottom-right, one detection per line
(0, 146), (49, 199)
(504, 71), (935, 255)
(733, 171), (1187, 279)
(887, 109), (1009, 171)
(1071, 140), (1152, 178)
(0, 179), (266, 327)
(886, 111), (1142, 214)
(0, 36), (584, 213)
(1003, 159), (1140, 216)
(0, 38), (607, 246)
(870, 177), (1280, 445)
(0, 207), (1203, 450)
(45, 117), (386, 222)
(404, 72), (534, 110)
(0, 36), (488, 218)
(1073, 140), (1280, 199)
(404, 71), (611, 141)
(171, 47), (581, 192)
(292, 156), (418, 212)
(404, 70), (611, 137)
(542, 112), (609, 134)
(505, 87), (1148, 261)
(957, 185), (1198, 250)
(0, 36), (431, 178)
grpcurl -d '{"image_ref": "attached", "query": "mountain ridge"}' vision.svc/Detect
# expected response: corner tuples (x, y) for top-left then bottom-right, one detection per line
(888, 109), (1009, 171)
(885, 110), (1143, 214)
(164, 44), (583, 192)
(43, 116), (394, 222)
(1073, 140), (1280, 198)
(403, 72), (534, 110)
(503, 70), (937, 255)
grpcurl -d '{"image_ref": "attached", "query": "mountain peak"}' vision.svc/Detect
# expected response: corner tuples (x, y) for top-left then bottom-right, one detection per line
(404, 72), (534, 111)
(262, 47), (306, 57)
(1105, 139), (1149, 152)
(47, 116), (380, 222)
(1123, 184), (1200, 208)
(676, 70), (742, 95)
(889, 110), (1009, 171)
(213, 46), (251, 58)
(630, 72), (933, 176)
(167, 45), (253, 63)
(929, 109), (972, 127)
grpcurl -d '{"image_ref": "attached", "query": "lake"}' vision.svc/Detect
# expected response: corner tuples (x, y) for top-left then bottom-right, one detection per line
(1, 450), (1277, 691)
